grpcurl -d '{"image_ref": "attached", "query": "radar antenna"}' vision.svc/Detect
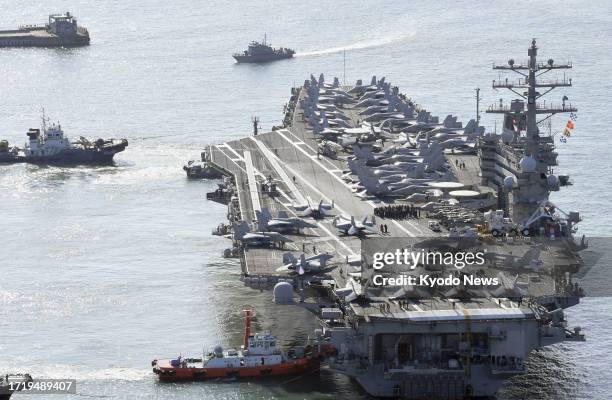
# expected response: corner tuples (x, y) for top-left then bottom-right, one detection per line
(252, 116), (260, 136)
(487, 38), (576, 153)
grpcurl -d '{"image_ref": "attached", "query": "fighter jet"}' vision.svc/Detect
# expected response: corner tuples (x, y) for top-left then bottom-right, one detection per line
(256, 208), (317, 233)
(351, 170), (429, 197)
(294, 197), (335, 219)
(488, 245), (544, 271)
(491, 273), (529, 298)
(275, 252), (334, 275)
(333, 215), (377, 236)
(232, 221), (292, 247)
(318, 140), (343, 158)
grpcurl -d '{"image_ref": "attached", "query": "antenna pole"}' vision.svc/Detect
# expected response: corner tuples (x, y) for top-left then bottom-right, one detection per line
(252, 116), (260, 136)
(243, 308), (252, 350)
(41, 107), (47, 133)
(475, 88), (481, 125)
(343, 49), (346, 85)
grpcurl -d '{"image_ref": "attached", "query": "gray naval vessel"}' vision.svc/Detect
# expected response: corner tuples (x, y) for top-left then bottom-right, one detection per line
(0, 12), (89, 48)
(203, 40), (587, 399)
(233, 34), (295, 63)
(0, 112), (128, 165)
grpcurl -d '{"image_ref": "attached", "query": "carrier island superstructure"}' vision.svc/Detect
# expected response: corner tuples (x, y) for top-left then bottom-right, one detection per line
(203, 40), (587, 398)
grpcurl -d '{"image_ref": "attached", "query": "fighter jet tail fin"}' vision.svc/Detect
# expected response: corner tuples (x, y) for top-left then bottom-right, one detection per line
(256, 208), (273, 231)
(351, 143), (374, 160)
(321, 111), (329, 128)
(232, 220), (251, 240)
(282, 252), (297, 265)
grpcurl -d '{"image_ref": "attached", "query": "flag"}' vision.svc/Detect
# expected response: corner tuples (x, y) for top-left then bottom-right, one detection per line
(570, 112), (578, 121)
(560, 136), (567, 143)
(563, 128), (572, 137)
(566, 120), (575, 130)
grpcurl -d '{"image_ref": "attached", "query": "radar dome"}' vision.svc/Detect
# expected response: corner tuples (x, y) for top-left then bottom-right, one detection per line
(273, 281), (294, 304)
(503, 176), (516, 190)
(519, 156), (537, 173)
(547, 174), (559, 187)
(214, 345), (223, 356)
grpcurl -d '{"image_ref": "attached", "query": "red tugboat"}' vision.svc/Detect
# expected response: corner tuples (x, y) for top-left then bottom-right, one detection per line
(152, 308), (331, 381)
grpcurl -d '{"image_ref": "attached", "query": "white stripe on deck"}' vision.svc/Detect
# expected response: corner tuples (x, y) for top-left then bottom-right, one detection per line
(243, 150), (262, 214)
(212, 144), (294, 206)
(316, 222), (357, 256)
(250, 136), (307, 206)
(281, 128), (342, 171)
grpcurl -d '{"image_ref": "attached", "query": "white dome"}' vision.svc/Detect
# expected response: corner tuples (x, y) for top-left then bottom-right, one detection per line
(519, 156), (537, 173)
(273, 282), (294, 304)
(547, 174), (559, 187)
(503, 176), (516, 190)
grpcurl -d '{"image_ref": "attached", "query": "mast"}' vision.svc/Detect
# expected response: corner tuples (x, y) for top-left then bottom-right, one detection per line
(487, 39), (575, 154)
(41, 107), (47, 132)
(252, 116), (260, 135)
(485, 39), (577, 222)
(343, 49), (346, 85)
(475, 88), (481, 125)
(243, 308), (253, 350)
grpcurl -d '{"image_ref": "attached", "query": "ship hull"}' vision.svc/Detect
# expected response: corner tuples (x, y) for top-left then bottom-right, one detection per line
(0, 28), (89, 48)
(1, 140), (128, 165)
(153, 357), (319, 382)
(0, 153), (24, 163)
(233, 53), (294, 63)
(183, 162), (224, 179)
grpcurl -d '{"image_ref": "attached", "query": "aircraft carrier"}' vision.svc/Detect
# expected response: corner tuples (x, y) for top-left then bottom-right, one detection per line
(203, 40), (588, 398)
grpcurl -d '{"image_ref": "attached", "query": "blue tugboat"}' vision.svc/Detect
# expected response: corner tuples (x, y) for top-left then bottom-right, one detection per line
(0, 112), (127, 165)
(233, 34), (295, 63)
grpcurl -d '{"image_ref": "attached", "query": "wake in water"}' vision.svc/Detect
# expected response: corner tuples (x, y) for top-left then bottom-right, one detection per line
(0, 363), (151, 382)
(296, 31), (415, 57)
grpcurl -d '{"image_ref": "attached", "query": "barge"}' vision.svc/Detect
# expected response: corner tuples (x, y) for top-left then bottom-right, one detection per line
(0, 13), (89, 48)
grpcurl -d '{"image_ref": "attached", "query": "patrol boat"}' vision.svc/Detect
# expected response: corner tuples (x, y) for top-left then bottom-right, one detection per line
(0, 12), (89, 48)
(233, 34), (295, 63)
(152, 308), (328, 381)
(1, 112), (128, 165)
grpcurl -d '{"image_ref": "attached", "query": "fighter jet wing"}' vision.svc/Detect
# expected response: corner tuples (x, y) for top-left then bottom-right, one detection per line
(267, 220), (293, 228)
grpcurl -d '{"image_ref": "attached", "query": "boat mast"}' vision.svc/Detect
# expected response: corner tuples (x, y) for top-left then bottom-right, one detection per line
(243, 308), (253, 350)
(343, 49), (346, 85)
(475, 88), (481, 125)
(41, 107), (47, 132)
